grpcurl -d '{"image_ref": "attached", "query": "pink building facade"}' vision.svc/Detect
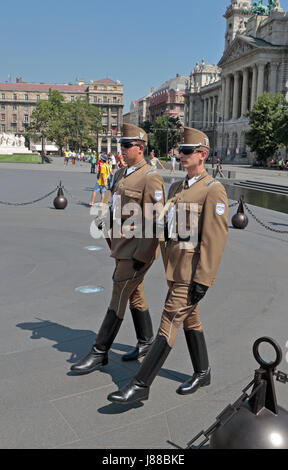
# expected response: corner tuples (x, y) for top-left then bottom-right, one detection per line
(149, 74), (188, 122)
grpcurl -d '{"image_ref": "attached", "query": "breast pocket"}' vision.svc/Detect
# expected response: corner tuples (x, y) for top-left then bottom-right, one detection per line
(121, 188), (143, 221)
(123, 188), (142, 204)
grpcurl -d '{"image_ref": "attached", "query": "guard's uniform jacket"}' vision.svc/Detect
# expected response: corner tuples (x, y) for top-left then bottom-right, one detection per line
(105, 159), (165, 320)
(109, 159), (165, 263)
(157, 170), (228, 347)
(165, 170), (228, 286)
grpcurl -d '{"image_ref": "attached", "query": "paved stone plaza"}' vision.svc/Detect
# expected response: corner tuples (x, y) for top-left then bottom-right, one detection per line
(1, 159), (288, 449)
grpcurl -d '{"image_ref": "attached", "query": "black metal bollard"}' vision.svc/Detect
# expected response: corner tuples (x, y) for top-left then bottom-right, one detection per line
(231, 196), (248, 229)
(53, 181), (68, 210)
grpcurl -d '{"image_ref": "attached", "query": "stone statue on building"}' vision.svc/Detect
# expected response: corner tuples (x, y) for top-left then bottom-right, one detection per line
(250, 1), (278, 15)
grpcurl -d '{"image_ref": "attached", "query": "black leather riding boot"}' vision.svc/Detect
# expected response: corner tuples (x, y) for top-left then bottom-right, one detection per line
(176, 329), (211, 395)
(122, 308), (154, 361)
(107, 335), (171, 404)
(70, 309), (122, 374)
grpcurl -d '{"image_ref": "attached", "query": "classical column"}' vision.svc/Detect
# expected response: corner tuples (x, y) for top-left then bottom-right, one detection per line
(107, 135), (111, 153)
(207, 97), (212, 128)
(270, 62), (278, 94)
(203, 98), (207, 128)
(98, 136), (102, 154)
(224, 75), (231, 121)
(251, 65), (257, 107)
(257, 62), (265, 98)
(232, 71), (240, 120)
(117, 108), (122, 134)
(221, 77), (226, 122)
(241, 68), (249, 116)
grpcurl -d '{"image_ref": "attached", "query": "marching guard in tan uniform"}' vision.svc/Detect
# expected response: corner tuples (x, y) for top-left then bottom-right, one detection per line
(108, 127), (228, 403)
(71, 124), (165, 374)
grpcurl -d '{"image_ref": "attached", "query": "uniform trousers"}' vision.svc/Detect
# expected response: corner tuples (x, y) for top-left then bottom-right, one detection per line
(109, 258), (154, 320)
(158, 282), (203, 348)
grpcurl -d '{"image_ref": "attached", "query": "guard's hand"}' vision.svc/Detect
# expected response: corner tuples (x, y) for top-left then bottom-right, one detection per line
(95, 216), (104, 231)
(133, 258), (146, 271)
(188, 282), (209, 306)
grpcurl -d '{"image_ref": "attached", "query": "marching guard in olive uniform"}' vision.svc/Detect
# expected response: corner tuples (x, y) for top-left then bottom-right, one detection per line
(108, 127), (228, 403)
(71, 124), (165, 374)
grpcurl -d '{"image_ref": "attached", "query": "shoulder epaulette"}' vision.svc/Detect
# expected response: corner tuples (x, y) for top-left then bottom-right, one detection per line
(145, 167), (157, 176)
(207, 179), (221, 187)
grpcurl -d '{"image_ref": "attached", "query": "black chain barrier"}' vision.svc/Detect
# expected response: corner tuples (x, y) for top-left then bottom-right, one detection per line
(0, 186), (287, 237)
(0, 188), (58, 206)
(243, 201), (288, 235)
(63, 187), (88, 205)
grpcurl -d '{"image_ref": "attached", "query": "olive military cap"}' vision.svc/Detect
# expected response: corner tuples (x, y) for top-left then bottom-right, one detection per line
(119, 123), (148, 144)
(179, 127), (210, 150)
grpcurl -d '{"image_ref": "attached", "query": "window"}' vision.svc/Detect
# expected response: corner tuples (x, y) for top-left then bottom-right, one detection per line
(103, 96), (107, 103)
(1, 104), (5, 110)
(102, 116), (108, 125)
(12, 114), (17, 122)
(36, 95), (40, 101)
(113, 97), (117, 103)
(94, 97), (97, 103)
(24, 114), (29, 123)
(111, 107), (117, 114)
(13, 94), (17, 100)
(1, 93), (5, 100)
(1, 114), (5, 121)
(1, 124), (5, 132)
(70, 96), (74, 102)
(24, 94), (28, 100)
(11, 123), (17, 131)
(13, 105), (17, 110)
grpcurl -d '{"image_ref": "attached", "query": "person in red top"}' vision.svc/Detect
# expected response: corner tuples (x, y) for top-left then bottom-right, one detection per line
(116, 152), (121, 168)
(96, 157), (102, 176)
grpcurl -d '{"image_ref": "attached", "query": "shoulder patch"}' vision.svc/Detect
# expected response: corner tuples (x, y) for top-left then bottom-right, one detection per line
(216, 203), (226, 216)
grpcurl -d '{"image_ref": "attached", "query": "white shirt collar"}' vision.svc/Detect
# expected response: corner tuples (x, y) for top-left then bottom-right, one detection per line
(125, 166), (137, 176)
(186, 174), (201, 187)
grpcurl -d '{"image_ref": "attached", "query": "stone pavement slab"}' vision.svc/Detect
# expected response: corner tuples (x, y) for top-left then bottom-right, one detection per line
(1, 162), (288, 449)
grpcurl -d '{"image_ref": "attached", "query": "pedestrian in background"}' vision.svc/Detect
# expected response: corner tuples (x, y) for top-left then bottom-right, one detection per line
(89, 155), (110, 205)
(148, 151), (165, 171)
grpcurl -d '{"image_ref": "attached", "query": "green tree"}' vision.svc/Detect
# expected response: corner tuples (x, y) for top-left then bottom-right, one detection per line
(141, 120), (155, 155)
(26, 90), (64, 162)
(246, 92), (285, 165)
(153, 115), (182, 157)
(64, 98), (103, 152)
(274, 100), (288, 158)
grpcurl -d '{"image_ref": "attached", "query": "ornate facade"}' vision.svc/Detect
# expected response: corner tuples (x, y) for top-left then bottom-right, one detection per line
(184, 0), (288, 163)
(0, 77), (123, 154)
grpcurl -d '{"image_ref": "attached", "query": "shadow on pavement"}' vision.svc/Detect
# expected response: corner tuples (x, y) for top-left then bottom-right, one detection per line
(16, 318), (190, 389)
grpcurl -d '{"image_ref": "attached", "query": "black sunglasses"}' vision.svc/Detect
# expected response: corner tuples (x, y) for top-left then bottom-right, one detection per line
(121, 142), (140, 149)
(178, 146), (202, 155)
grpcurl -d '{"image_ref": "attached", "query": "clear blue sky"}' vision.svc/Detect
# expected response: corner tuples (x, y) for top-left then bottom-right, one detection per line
(1, 0), (288, 113)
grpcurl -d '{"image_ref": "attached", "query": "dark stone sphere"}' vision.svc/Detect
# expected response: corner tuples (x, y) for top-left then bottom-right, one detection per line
(53, 189), (68, 210)
(231, 212), (249, 229)
(210, 403), (288, 449)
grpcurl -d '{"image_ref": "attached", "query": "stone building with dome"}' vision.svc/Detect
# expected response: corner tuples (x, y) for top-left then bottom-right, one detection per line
(184, 0), (288, 163)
